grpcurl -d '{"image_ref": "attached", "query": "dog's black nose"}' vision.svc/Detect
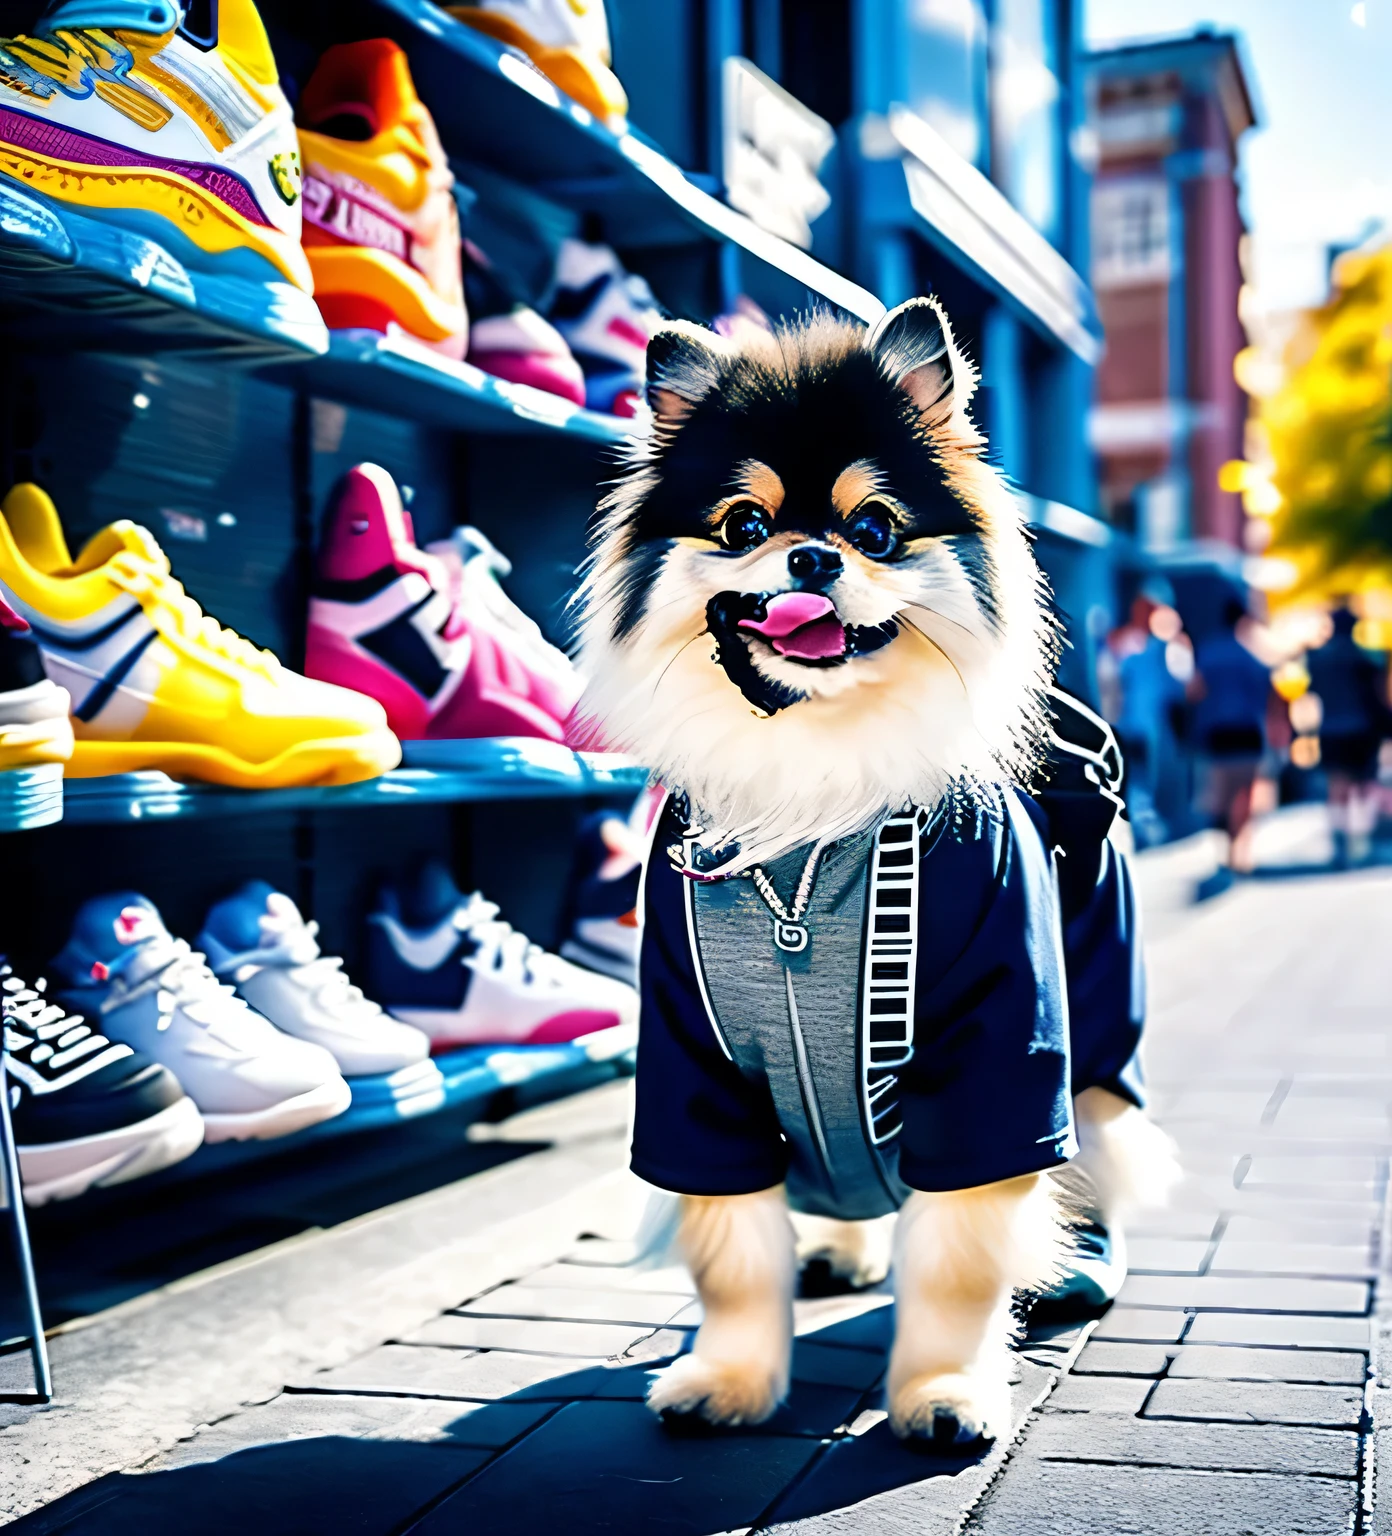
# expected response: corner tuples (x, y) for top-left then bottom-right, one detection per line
(787, 544), (842, 586)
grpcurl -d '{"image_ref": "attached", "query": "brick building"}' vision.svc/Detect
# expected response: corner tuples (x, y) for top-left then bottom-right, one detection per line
(1086, 31), (1256, 550)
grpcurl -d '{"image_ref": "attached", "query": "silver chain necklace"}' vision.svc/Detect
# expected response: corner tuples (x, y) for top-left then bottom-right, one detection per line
(749, 840), (828, 953)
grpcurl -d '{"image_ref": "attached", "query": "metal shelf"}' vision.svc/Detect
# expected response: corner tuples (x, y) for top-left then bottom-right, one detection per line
(0, 181), (329, 362)
(269, 330), (638, 442)
(54, 739), (648, 826)
(120, 1027), (638, 1188)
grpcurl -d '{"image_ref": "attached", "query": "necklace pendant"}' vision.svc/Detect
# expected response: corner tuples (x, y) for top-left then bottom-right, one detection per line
(773, 919), (808, 953)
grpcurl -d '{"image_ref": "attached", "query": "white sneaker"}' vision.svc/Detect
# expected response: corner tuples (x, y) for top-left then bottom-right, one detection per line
(198, 882), (434, 1078)
(366, 861), (638, 1050)
(52, 894), (351, 1143)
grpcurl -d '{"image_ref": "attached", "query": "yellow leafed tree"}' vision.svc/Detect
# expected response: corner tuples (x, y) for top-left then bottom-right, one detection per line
(1234, 247), (1392, 606)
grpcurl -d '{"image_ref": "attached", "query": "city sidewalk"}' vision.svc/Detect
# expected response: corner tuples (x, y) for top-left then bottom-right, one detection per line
(7, 821), (1392, 1534)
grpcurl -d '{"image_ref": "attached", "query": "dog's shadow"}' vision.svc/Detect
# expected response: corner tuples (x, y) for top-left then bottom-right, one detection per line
(13, 1304), (1034, 1536)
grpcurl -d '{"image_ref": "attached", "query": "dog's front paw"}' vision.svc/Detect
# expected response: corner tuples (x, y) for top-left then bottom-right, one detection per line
(888, 1371), (1009, 1449)
(646, 1351), (785, 1428)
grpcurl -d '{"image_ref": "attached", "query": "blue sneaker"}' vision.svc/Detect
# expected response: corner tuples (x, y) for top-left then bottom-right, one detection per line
(557, 792), (656, 986)
(366, 861), (637, 1051)
(199, 882), (436, 1081)
(52, 894), (351, 1143)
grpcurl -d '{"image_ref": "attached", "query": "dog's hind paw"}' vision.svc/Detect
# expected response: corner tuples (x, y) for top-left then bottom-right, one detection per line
(646, 1351), (785, 1428)
(888, 1372), (1009, 1449)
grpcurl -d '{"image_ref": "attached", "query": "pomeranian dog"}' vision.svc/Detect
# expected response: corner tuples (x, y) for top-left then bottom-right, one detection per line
(575, 298), (1177, 1447)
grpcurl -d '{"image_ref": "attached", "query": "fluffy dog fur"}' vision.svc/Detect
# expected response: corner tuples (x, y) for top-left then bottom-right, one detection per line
(575, 301), (1055, 876)
(577, 299), (1174, 1443)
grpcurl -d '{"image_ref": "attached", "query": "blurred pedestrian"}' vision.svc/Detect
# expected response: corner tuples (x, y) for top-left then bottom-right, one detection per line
(1306, 608), (1390, 867)
(1106, 584), (1189, 847)
(1191, 596), (1273, 881)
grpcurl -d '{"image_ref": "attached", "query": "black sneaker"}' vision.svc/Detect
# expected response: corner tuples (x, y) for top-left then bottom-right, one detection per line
(3, 964), (204, 1206)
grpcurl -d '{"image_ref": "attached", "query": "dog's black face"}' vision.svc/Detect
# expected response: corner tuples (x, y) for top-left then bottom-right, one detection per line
(608, 331), (990, 714)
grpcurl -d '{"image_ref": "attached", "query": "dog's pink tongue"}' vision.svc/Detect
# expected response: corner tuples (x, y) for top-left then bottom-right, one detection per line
(739, 592), (846, 660)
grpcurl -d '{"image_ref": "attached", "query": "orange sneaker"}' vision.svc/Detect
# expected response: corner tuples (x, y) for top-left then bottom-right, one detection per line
(296, 40), (467, 359)
(448, 1), (628, 129)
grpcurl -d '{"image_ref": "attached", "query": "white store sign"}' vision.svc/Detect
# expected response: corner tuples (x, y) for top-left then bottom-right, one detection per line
(723, 56), (835, 251)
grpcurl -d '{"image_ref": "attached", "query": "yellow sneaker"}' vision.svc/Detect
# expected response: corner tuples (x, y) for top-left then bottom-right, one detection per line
(0, 0), (312, 291)
(296, 39), (467, 359)
(448, 0), (628, 129)
(0, 484), (401, 788)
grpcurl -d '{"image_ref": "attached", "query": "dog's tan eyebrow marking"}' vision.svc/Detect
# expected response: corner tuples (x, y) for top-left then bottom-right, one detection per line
(705, 459), (785, 529)
(732, 459), (784, 511)
(832, 459), (891, 517)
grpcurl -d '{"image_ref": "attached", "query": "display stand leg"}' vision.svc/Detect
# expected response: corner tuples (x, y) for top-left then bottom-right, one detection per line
(0, 1052), (51, 1403)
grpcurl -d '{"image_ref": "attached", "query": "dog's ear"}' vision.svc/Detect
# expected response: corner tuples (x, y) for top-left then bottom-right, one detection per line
(646, 322), (731, 428)
(867, 296), (975, 430)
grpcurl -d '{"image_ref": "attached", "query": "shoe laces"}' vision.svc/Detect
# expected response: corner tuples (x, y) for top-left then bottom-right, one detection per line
(453, 893), (561, 987)
(253, 899), (383, 1025)
(2, 969), (113, 1075)
(106, 935), (259, 1041)
(108, 545), (278, 677)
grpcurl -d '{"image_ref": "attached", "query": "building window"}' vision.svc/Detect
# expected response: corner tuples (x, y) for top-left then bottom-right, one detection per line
(906, 0), (989, 167)
(989, 0), (1061, 241)
(1092, 176), (1171, 289)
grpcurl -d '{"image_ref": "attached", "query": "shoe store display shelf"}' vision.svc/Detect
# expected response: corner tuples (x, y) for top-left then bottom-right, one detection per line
(0, 183), (330, 363)
(138, 1029), (638, 1187)
(55, 741), (649, 827)
(269, 330), (638, 444)
(283, 0), (881, 323)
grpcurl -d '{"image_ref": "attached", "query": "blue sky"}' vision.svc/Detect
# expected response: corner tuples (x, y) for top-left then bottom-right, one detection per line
(1086, 0), (1392, 309)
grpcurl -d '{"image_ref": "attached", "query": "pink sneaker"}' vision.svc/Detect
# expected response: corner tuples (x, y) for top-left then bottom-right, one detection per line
(464, 243), (587, 405)
(305, 465), (569, 742)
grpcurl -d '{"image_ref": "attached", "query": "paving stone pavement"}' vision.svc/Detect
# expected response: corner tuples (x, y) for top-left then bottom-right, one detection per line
(8, 838), (1392, 1534)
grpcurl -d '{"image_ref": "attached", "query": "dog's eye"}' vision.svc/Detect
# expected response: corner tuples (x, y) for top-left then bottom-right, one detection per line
(719, 502), (772, 553)
(847, 504), (899, 560)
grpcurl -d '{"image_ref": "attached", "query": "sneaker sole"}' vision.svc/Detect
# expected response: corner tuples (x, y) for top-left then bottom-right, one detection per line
(199, 1076), (353, 1143)
(0, 147), (313, 290)
(65, 728), (401, 788)
(16, 1096), (205, 1207)
(0, 762), (64, 830)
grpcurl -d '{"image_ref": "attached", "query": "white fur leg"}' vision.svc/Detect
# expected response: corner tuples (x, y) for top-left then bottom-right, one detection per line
(791, 1210), (894, 1289)
(1072, 1087), (1181, 1223)
(888, 1173), (1065, 1446)
(646, 1187), (795, 1427)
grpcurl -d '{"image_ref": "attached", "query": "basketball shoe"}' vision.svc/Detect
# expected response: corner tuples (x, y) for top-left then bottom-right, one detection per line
(557, 788), (660, 985)
(3, 961), (203, 1205)
(0, 482), (401, 786)
(198, 881), (436, 1079)
(447, 0), (627, 129)
(53, 894), (352, 1143)
(547, 238), (660, 416)
(0, 599), (72, 829)
(297, 39), (467, 359)
(366, 860), (637, 1050)
(306, 464), (571, 742)
(0, 0), (312, 290)
(424, 524), (580, 720)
